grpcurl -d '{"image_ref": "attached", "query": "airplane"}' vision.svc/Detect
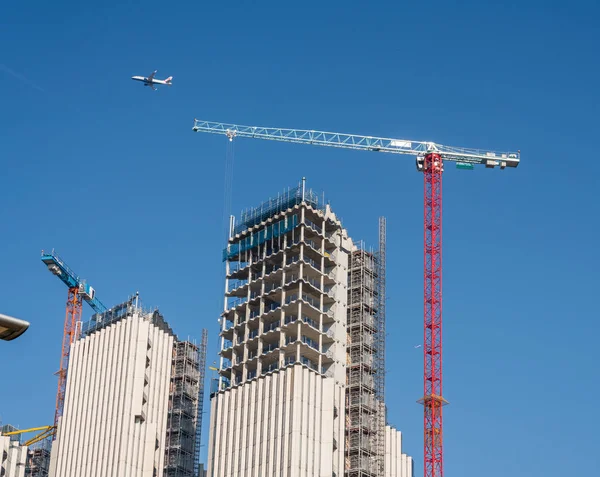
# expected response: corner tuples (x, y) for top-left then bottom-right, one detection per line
(131, 70), (173, 90)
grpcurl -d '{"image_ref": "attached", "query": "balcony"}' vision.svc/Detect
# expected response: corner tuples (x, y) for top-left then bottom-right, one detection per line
(283, 314), (298, 326)
(249, 309), (260, 320)
(286, 254), (300, 266)
(304, 238), (321, 253)
(262, 342), (279, 355)
(262, 362), (279, 374)
(222, 339), (233, 350)
(264, 280), (283, 295)
(301, 293), (320, 311)
(300, 355), (318, 371)
(301, 335), (319, 352)
(300, 314), (319, 331)
(263, 300), (282, 316)
(222, 358), (232, 369)
(303, 255), (322, 273)
(226, 296), (248, 310)
(227, 261), (250, 277)
(263, 321), (280, 334)
(264, 262), (283, 277)
(227, 279), (248, 296)
(304, 219), (323, 235)
(302, 274), (322, 292)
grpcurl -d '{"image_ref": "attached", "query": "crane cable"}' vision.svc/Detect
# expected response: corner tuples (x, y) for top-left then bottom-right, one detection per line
(214, 136), (236, 384)
(222, 138), (235, 241)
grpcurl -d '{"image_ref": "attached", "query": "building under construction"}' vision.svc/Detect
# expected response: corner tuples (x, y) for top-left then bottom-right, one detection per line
(25, 440), (51, 477)
(206, 180), (413, 477)
(47, 296), (208, 477)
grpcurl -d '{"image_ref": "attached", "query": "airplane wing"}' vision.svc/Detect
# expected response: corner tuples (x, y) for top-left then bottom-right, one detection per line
(147, 70), (157, 81)
(150, 84), (157, 91)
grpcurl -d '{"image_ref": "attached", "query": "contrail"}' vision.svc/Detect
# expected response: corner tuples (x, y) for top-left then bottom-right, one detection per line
(0, 64), (44, 92)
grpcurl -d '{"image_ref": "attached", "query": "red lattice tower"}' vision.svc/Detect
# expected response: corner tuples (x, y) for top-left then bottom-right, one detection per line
(54, 287), (82, 430)
(418, 153), (448, 477)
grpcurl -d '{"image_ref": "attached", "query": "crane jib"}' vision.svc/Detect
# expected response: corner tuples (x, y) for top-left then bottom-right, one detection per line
(192, 119), (520, 169)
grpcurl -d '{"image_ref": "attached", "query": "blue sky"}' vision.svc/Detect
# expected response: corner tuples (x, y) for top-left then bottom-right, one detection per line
(1, 0), (599, 475)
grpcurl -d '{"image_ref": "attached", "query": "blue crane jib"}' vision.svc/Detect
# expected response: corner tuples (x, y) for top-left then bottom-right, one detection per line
(41, 250), (107, 314)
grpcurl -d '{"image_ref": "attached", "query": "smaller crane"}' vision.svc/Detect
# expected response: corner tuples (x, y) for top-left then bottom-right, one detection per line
(41, 250), (107, 432)
(1, 426), (56, 447)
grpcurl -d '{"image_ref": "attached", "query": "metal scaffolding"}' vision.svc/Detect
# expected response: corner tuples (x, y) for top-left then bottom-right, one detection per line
(376, 217), (387, 475)
(165, 339), (205, 477)
(25, 439), (51, 477)
(194, 330), (208, 476)
(346, 220), (386, 477)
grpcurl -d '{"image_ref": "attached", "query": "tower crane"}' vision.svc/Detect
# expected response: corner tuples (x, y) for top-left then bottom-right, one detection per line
(40, 250), (107, 432)
(192, 118), (520, 477)
(1, 425), (56, 447)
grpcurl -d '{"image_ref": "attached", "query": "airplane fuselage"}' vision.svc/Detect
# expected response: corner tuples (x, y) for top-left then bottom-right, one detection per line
(131, 76), (171, 86)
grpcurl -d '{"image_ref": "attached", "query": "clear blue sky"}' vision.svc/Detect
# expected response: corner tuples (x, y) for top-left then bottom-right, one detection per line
(1, 0), (598, 475)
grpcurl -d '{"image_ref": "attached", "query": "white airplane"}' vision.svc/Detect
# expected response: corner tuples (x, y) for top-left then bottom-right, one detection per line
(131, 70), (173, 90)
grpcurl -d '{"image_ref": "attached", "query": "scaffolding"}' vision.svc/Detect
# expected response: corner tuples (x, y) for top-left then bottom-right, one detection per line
(80, 296), (176, 340)
(165, 340), (203, 477)
(375, 217), (386, 475)
(194, 330), (208, 476)
(25, 439), (51, 477)
(234, 180), (323, 235)
(346, 219), (386, 477)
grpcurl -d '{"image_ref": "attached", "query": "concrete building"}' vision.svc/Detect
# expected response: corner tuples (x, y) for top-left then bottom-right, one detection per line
(208, 183), (350, 477)
(207, 181), (413, 477)
(48, 297), (207, 477)
(1, 425), (28, 477)
(384, 426), (413, 477)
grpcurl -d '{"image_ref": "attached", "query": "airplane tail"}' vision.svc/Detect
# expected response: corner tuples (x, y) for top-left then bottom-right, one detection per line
(165, 76), (173, 85)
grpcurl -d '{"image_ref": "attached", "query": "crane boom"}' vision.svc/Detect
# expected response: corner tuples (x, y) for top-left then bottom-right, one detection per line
(41, 250), (107, 314)
(41, 249), (107, 432)
(193, 119), (520, 167)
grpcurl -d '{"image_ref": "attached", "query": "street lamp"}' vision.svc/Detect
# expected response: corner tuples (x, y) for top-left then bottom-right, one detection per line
(0, 313), (30, 341)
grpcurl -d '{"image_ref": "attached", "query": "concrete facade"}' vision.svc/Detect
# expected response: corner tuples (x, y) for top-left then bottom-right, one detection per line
(49, 310), (175, 477)
(208, 365), (345, 477)
(384, 426), (413, 477)
(1, 434), (28, 477)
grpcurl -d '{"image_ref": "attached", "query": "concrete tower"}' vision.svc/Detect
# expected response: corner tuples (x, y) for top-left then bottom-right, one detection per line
(48, 298), (206, 477)
(208, 181), (351, 477)
(207, 181), (414, 477)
